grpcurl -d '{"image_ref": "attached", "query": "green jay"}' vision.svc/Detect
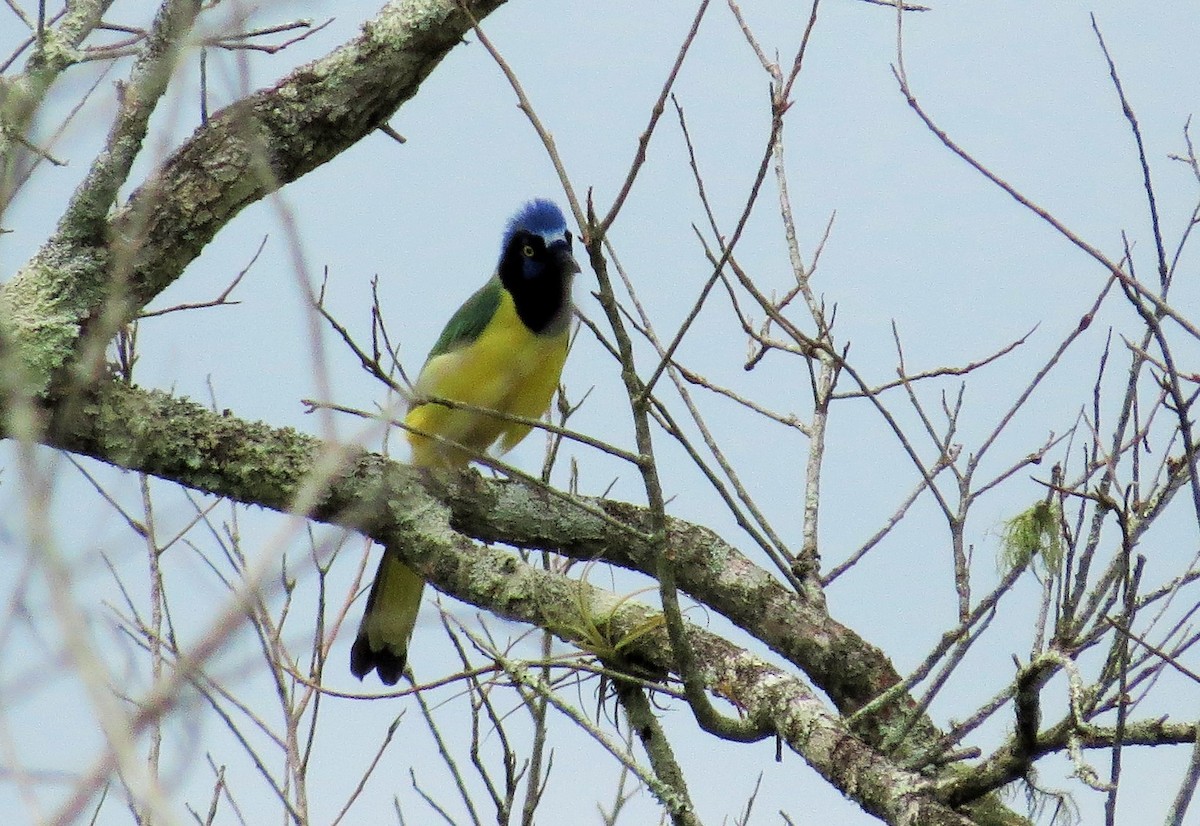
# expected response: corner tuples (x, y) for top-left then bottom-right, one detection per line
(350, 199), (580, 684)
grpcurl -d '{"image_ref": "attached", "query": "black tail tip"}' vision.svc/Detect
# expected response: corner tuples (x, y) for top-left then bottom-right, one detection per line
(350, 635), (407, 686)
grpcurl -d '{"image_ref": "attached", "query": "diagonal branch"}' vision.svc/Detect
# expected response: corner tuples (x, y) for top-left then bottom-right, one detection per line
(51, 378), (931, 738)
(1, 0), (507, 394)
(43, 378), (980, 826)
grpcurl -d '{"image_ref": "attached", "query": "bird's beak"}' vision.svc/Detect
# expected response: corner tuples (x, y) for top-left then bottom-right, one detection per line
(555, 246), (581, 275)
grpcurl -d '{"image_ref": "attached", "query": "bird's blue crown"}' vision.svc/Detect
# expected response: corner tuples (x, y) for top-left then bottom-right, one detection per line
(504, 198), (567, 247)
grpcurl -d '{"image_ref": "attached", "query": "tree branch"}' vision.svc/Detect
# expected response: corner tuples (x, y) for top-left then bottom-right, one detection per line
(1, 0), (507, 393)
(43, 377), (991, 825)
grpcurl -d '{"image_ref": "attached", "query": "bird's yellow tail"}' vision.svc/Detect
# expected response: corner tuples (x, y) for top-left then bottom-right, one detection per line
(349, 550), (425, 685)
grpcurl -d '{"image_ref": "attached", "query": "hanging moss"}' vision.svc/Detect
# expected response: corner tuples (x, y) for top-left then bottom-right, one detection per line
(1000, 499), (1064, 576)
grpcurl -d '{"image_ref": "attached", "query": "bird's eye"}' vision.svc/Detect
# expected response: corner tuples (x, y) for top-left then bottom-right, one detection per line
(564, 230), (573, 249)
(522, 244), (535, 258)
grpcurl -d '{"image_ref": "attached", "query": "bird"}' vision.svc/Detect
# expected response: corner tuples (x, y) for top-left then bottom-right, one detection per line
(350, 198), (580, 685)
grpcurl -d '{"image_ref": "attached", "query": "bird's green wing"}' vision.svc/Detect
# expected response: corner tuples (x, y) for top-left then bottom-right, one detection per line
(425, 276), (502, 360)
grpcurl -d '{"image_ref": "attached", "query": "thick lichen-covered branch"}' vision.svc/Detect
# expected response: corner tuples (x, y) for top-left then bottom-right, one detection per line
(44, 378), (983, 826)
(39, 378), (1043, 825)
(1, 0), (506, 394)
(53, 376), (910, 726)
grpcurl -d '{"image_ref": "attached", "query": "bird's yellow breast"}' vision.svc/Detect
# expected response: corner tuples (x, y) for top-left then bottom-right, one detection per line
(405, 288), (569, 467)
